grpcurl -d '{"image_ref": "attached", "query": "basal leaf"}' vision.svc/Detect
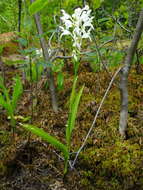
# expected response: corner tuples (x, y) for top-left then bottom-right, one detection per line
(0, 95), (13, 116)
(66, 81), (84, 144)
(21, 124), (69, 160)
(12, 76), (23, 111)
(69, 76), (78, 111)
(0, 76), (11, 109)
(66, 76), (78, 144)
(69, 85), (84, 135)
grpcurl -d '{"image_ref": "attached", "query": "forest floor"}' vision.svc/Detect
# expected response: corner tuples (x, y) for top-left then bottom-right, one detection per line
(0, 41), (143, 190)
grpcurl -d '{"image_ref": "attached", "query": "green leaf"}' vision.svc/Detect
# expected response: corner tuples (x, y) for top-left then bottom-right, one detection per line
(66, 77), (84, 145)
(67, 85), (84, 138)
(98, 17), (110, 23)
(0, 95), (13, 116)
(29, 0), (48, 15)
(11, 76), (23, 111)
(69, 76), (78, 111)
(0, 76), (5, 90)
(57, 72), (64, 91)
(21, 124), (69, 160)
(66, 77), (78, 144)
(0, 45), (4, 55)
(91, 0), (103, 9)
(0, 76), (11, 110)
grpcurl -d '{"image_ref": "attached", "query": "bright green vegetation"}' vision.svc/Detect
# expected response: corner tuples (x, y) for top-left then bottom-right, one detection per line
(0, 76), (23, 135)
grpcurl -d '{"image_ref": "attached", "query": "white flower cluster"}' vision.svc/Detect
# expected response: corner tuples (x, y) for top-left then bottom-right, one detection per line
(60, 5), (94, 61)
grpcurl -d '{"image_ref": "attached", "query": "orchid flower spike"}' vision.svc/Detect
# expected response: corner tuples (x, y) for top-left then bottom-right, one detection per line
(60, 5), (94, 61)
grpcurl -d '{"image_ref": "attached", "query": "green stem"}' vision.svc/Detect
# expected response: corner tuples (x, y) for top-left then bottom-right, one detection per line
(64, 154), (69, 175)
(74, 61), (80, 76)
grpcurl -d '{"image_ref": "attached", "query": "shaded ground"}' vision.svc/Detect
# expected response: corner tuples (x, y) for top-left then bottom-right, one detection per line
(0, 49), (143, 189)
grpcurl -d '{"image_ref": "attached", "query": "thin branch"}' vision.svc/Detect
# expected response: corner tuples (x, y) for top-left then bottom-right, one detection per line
(99, 38), (114, 49)
(72, 67), (122, 168)
(92, 33), (113, 80)
(51, 55), (73, 62)
(113, 16), (132, 33)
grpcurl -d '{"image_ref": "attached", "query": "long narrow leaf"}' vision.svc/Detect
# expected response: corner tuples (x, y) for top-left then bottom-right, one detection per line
(69, 76), (78, 111)
(12, 76), (23, 111)
(69, 85), (84, 134)
(0, 95), (13, 116)
(0, 76), (10, 104)
(0, 76), (4, 89)
(66, 76), (78, 143)
(21, 124), (69, 160)
(29, 0), (48, 15)
(66, 85), (84, 144)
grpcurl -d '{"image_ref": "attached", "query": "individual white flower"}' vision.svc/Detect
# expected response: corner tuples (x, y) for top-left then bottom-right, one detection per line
(72, 7), (82, 20)
(59, 26), (72, 38)
(82, 31), (91, 39)
(60, 10), (73, 30)
(61, 10), (72, 21)
(60, 5), (94, 60)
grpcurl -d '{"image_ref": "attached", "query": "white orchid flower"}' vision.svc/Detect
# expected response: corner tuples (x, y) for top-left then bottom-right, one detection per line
(60, 5), (94, 60)
(61, 10), (72, 20)
(72, 7), (82, 19)
(59, 26), (72, 37)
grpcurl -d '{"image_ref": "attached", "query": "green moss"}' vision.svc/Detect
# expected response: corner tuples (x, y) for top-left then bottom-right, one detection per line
(80, 140), (143, 189)
(80, 178), (90, 186)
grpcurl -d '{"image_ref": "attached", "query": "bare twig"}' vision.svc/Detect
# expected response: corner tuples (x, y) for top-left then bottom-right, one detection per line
(72, 67), (122, 168)
(99, 22), (117, 49)
(51, 55), (73, 62)
(112, 16), (132, 33)
(92, 33), (113, 80)
(99, 38), (114, 49)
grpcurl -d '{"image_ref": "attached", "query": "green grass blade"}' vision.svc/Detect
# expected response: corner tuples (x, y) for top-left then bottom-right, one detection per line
(21, 124), (69, 160)
(70, 85), (84, 134)
(0, 95), (13, 116)
(66, 85), (84, 145)
(11, 76), (23, 111)
(0, 76), (4, 89)
(0, 76), (10, 104)
(69, 76), (78, 111)
(66, 76), (78, 144)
